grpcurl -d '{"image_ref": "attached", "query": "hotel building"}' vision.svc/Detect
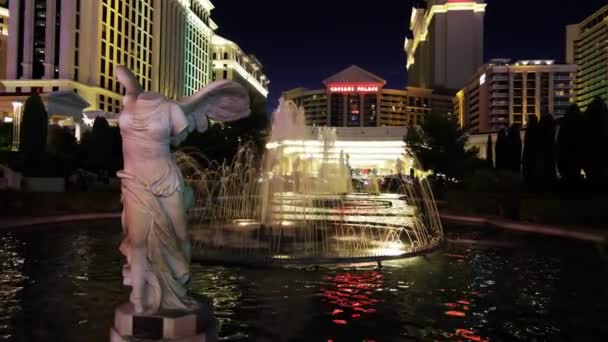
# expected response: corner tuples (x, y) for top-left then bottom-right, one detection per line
(1, 0), (157, 121)
(454, 59), (576, 133)
(405, 0), (486, 91)
(283, 65), (453, 127)
(0, 0), (260, 151)
(153, 0), (217, 100)
(566, 4), (608, 110)
(0, 2), (8, 80)
(211, 34), (269, 110)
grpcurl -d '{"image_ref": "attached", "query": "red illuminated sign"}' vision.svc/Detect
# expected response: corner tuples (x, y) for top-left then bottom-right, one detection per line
(328, 84), (381, 93)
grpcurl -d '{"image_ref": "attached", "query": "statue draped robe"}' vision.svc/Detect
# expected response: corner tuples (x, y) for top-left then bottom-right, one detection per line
(118, 94), (197, 313)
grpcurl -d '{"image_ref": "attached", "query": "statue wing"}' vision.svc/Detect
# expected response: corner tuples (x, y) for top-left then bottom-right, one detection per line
(115, 66), (143, 97)
(177, 80), (251, 133)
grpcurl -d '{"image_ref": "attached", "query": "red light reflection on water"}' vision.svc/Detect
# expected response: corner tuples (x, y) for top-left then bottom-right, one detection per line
(444, 296), (474, 318)
(322, 271), (383, 325)
(445, 310), (466, 317)
(454, 328), (488, 342)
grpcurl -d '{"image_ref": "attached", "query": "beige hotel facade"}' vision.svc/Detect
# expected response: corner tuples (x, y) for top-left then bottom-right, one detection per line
(454, 59), (576, 133)
(405, 0), (486, 92)
(567, 4), (608, 110)
(0, 0), (268, 150)
(283, 65), (453, 128)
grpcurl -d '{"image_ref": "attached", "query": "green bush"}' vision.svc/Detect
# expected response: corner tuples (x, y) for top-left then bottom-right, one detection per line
(19, 93), (48, 175)
(0, 122), (12, 150)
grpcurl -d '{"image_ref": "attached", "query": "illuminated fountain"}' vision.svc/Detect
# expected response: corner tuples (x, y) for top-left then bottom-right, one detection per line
(182, 99), (443, 265)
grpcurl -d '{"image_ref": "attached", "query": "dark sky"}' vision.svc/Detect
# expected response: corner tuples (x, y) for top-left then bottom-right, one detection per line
(212, 0), (606, 112)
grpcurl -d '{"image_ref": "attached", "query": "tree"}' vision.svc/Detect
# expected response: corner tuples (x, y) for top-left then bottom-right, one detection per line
(0, 122), (12, 150)
(507, 124), (522, 173)
(485, 134), (494, 169)
(582, 97), (608, 186)
(538, 114), (557, 188)
(19, 93), (48, 175)
(81, 117), (117, 181)
(522, 115), (539, 190)
(494, 128), (508, 170)
(48, 125), (77, 158)
(228, 109), (270, 158)
(557, 104), (584, 186)
(404, 109), (479, 181)
(181, 108), (269, 165)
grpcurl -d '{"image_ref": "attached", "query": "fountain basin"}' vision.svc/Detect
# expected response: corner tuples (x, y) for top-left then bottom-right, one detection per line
(190, 193), (443, 265)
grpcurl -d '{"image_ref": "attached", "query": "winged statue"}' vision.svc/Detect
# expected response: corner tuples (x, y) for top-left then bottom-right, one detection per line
(114, 65), (250, 314)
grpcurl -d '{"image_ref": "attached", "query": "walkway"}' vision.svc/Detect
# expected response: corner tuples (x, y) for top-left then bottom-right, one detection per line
(0, 212), (121, 230)
(441, 213), (608, 244)
(1, 211), (606, 245)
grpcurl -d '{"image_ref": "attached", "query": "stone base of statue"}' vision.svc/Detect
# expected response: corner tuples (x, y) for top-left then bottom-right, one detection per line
(110, 296), (217, 342)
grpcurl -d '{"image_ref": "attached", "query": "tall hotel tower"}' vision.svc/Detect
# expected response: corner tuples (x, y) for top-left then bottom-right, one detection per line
(566, 5), (608, 110)
(2, 0), (216, 115)
(405, 0), (486, 92)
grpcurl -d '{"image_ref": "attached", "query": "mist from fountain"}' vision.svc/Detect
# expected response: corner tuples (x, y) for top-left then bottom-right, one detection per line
(179, 99), (443, 264)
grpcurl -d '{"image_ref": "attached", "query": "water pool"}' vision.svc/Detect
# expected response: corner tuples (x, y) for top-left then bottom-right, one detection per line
(1, 220), (607, 341)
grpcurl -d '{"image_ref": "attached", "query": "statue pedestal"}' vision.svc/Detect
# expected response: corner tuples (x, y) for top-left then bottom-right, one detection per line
(110, 299), (217, 342)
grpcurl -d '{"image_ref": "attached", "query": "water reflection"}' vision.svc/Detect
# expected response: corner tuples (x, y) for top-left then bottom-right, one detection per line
(0, 233), (26, 340)
(0, 222), (607, 341)
(321, 271), (382, 324)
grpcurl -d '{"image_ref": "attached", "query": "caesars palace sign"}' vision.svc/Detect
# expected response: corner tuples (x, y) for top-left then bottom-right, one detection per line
(328, 84), (381, 93)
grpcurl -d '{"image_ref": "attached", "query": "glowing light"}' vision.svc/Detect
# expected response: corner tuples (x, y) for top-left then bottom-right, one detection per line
(479, 73), (486, 85)
(445, 310), (466, 317)
(83, 116), (95, 127)
(3, 117), (13, 123)
(11, 102), (23, 152)
(328, 84), (381, 93)
(369, 241), (406, 256)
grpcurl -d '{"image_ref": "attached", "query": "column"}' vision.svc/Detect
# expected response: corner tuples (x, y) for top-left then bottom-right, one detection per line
(7, 0), (20, 79)
(326, 91), (331, 126)
(11, 102), (24, 151)
(359, 94), (364, 127)
(342, 94), (348, 126)
(74, 120), (82, 142)
(521, 72), (527, 122)
(509, 72), (515, 125)
(21, 0), (35, 79)
(151, 0), (163, 93)
(376, 94), (381, 126)
(548, 72), (555, 115)
(59, 0), (75, 80)
(535, 72), (541, 118)
(43, 0), (57, 79)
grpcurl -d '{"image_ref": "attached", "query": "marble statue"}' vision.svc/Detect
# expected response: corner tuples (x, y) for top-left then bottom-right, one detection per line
(115, 66), (250, 314)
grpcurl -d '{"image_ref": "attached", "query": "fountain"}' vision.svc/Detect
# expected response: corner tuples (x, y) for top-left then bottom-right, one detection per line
(183, 99), (443, 265)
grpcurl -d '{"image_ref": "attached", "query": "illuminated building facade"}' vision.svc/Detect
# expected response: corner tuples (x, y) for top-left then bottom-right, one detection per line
(212, 35), (269, 109)
(0, 0), (226, 143)
(0, 2), (8, 80)
(2, 0), (156, 120)
(153, 0), (216, 99)
(454, 59), (576, 132)
(566, 4), (608, 110)
(267, 126), (422, 177)
(405, 0), (486, 91)
(283, 65), (453, 127)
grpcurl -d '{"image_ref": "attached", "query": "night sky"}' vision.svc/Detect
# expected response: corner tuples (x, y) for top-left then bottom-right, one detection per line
(212, 0), (606, 112)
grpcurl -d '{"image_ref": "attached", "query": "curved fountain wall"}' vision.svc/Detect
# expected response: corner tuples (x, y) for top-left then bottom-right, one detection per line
(179, 99), (443, 265)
